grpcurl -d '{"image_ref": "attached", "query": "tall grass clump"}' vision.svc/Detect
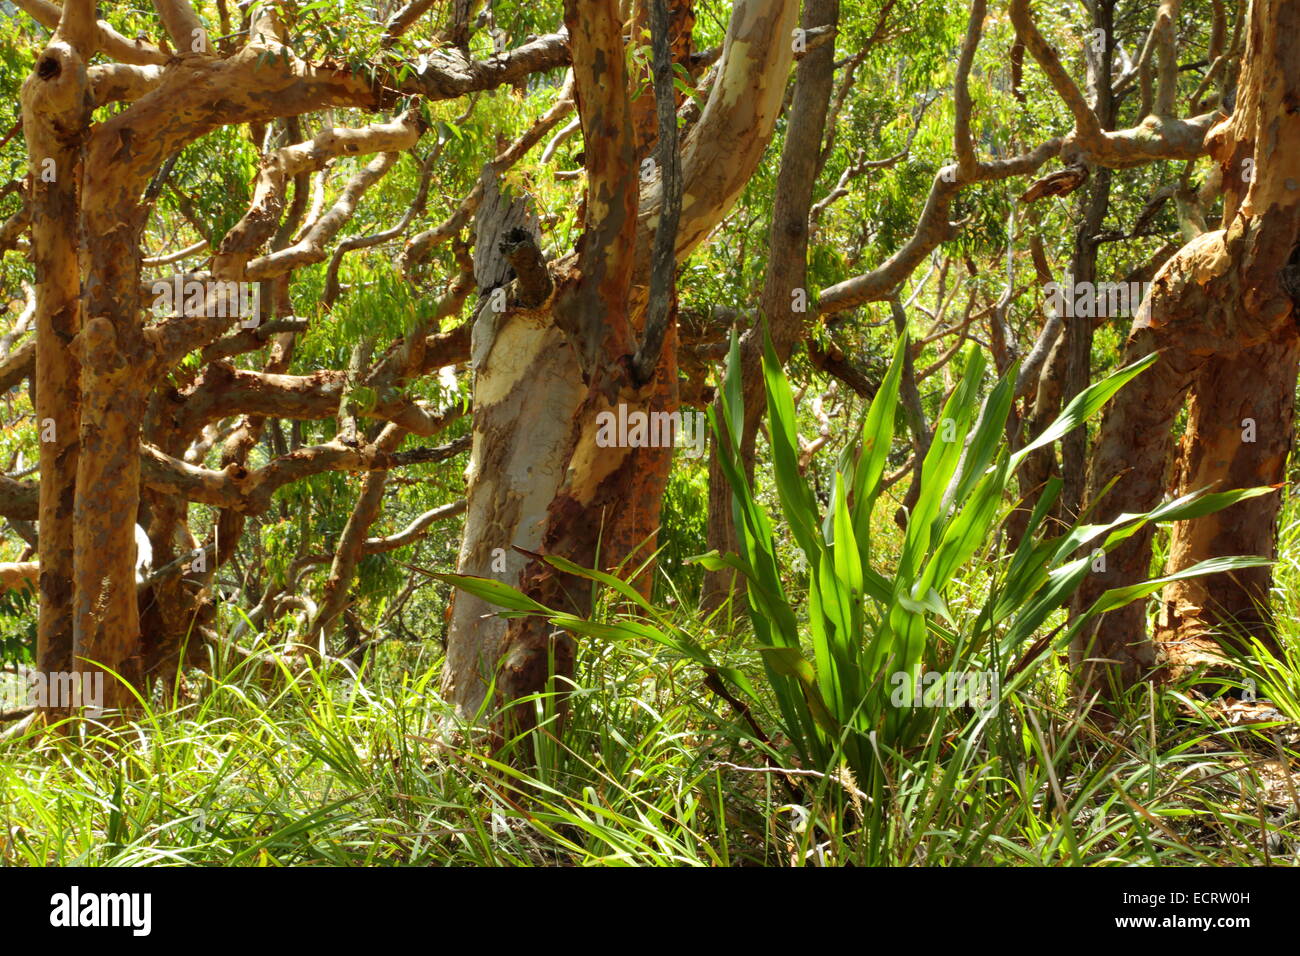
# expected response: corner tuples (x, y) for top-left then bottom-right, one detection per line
(439, 333), (1272, 859)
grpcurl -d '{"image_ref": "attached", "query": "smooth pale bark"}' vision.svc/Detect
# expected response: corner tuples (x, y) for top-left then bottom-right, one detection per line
(0, 562), (40, 592)
(11, 0), (165, 65)
(633, 0), (801, 269)
(444, 318), (586, 718)
(444, 0), (800, 721)
(464, 0), (641, 736)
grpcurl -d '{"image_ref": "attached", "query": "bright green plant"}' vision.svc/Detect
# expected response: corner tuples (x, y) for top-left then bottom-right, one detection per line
(699, 331), (1271, 790)
(435, 334), (1270, 798)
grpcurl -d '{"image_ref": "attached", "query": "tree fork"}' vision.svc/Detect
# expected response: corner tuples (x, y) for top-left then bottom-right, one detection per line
(1072, 0), (1300, 694)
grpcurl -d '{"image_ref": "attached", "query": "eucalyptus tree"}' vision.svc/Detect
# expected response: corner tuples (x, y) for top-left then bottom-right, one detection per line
(1008, 0), (1300, 688)
(0, 0), (1288, 732)
(5, 0), (569, 711)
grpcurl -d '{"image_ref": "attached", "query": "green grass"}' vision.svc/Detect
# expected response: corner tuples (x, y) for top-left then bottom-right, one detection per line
(4, 345), (1300, 866)
(2, 600), (1297, 866)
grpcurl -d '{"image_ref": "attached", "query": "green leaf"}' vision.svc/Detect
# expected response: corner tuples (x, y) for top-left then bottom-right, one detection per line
(761, 330), (824, 563)
(1010, 352), (1157, 469)
(759, 646), (841, 735)
(1080, 555), (1272, 619)
(849, 334), (906, 557)
(423, 572), (548, 613)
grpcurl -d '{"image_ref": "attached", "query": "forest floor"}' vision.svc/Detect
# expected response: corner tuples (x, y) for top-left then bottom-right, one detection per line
(3, 511), (1300, 867)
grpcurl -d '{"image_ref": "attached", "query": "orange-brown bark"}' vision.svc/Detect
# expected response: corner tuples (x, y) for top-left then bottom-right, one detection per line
(1071, 0), (1300, 691)
(21, 8), (94, 711)
(1156, 333), (1299, 674)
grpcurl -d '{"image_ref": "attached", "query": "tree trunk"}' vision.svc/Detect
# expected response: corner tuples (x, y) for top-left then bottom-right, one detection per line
(1071, 0), (1300, 693)
(73, 310), (152, 706)
(442, 317), (586, 717)
(1156, 333), (1299, 675)
(702, 0), (840, 610)
(73, 125), (157, 708)
(1070, 323), (1203, 687)
(444, 0), (800, 728)
(1008, 322), (1066, 547)
(1060, 167), (1110, 520)
(1060, 0), (1115, 520)
(22, 15), (94, 716)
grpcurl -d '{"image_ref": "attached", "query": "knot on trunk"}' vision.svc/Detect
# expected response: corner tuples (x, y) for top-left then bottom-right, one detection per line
(499, 227), (552, 308)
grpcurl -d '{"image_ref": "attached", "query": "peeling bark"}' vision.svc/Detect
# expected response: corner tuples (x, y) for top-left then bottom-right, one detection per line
(1071, 0), (1300, 692)
(22, 13), (94, 709)
(443, 317), (585, 717)
(444, 0), (802, 727)
(1156, 335), (1298, 676)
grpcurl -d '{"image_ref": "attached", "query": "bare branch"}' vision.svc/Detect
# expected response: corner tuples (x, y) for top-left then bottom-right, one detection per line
(0, 475), (38, 521)
(1010, 0), (1217, 168)
(140, 435), (471, 514)
(381, 0), (439, 47)
(1154, 0), (1182, 116)
(245, 149), (414, 281)
(88, 63), (163, 106)
(363, 499), (468, 554)
(817, 138), (1061, 315)
(398, 86), (570, 277)
(1007, 0), (1103, 143)
(953, 0), (986, 179)
(0, 341), (33, 402)
(151, 0), (207, 56)
(309, 422), (408, 638)
(215, 112), (425, 280)
(399, 31), (571, 98)
(12, 0), (166, 63)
